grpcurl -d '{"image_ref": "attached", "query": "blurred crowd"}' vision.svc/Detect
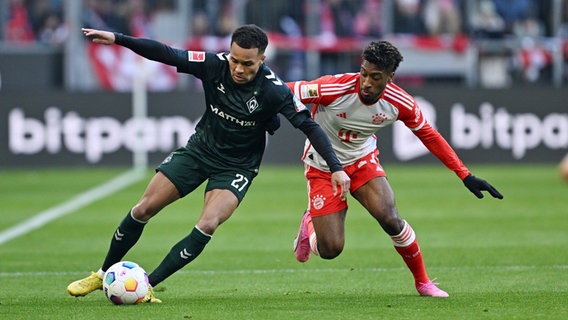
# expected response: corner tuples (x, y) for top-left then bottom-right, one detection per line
(3, 0), (66, 46)
(1, 0), (567, 87)
(2, 0), (563, 46)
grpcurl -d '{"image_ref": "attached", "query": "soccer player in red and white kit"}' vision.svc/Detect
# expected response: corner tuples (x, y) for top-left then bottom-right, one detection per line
(288, 41), (503, 298)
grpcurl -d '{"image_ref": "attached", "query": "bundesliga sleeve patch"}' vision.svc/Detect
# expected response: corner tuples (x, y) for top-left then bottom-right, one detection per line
(187, 51), (205, 62)
(293, 95), (307, 112)
(300, 84), (319, 99)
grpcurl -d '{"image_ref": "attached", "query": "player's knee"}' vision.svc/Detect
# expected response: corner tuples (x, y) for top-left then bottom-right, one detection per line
(318, 241), (344, 259)
(379, 212), (405, 235)
(131, 203), (159, 221)
(196, 218), (222, 235)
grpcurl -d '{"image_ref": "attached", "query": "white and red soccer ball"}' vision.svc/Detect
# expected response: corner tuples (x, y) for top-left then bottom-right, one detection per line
(103, 261), (149, 305)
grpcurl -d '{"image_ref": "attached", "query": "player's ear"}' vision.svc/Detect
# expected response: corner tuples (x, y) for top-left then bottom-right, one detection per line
(388, 72), (395, 83)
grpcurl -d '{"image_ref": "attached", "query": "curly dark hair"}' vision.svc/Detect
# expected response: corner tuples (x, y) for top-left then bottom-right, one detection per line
(362, 41), (403, 73)
(231, 24), (268, 54)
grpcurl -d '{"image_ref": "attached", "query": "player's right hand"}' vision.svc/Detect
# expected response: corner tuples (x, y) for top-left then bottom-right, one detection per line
(81, 28), (115, 45)
(331, 171), (350, 201)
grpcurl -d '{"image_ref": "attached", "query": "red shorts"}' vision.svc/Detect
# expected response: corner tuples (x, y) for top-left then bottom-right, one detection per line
(305, 150), (386, 217)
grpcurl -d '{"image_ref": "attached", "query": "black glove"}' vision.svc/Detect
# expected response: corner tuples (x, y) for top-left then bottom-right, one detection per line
(463, 174), (503, 199)
(264, 114), (280, 135)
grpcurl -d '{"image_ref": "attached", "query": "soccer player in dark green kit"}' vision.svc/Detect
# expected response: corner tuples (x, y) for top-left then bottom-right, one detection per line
(67, 25), (350, 303)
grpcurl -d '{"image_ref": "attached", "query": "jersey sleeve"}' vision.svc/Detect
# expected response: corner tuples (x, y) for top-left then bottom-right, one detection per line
(114, 33), (188, 68)
(413, 123), (471, 180)
(386, 84), (471, 180)
(287, 74), (357, 106)
(175, 51), (220, 80)
(277, 90), (312, 128)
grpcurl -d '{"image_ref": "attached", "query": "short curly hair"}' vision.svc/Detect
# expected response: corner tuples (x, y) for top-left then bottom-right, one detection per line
(231, 24), (268, 54)
(362, 41), (403, 73)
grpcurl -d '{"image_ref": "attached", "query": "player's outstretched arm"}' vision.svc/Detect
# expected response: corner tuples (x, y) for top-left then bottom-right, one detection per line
(82, 28), (115, 45)
(463, 174), (503, 199)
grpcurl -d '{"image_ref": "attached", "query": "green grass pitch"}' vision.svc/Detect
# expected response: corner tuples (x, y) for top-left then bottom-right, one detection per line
(0, 164), (566, 319)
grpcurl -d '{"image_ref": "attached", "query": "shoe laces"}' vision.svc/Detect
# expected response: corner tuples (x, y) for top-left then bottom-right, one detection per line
(417, 278), (439, 289)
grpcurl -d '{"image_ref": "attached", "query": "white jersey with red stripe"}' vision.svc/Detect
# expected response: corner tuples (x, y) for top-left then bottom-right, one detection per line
(288, 73), (471, 179)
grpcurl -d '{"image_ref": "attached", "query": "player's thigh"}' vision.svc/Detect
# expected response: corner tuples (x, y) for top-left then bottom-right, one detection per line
(134, 172), (181, 219)
(312, 210), (347, 244)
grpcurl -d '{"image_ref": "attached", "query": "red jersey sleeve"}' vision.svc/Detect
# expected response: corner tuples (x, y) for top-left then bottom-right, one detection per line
(384, 83), (471, 180)
(286, 73), (359, 106)
(413, 123), (471, 180)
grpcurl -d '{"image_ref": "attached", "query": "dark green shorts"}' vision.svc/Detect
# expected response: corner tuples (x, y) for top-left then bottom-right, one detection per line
(156, 145), (257, 203)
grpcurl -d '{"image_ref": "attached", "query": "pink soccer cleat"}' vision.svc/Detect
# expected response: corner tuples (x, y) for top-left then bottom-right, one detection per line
(416, 280), (449, 298)
(293, 211), (312, 263)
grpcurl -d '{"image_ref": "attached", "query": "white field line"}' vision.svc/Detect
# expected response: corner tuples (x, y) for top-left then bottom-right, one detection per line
(0, 265), (566, 277)
(0, 168), (146, 246)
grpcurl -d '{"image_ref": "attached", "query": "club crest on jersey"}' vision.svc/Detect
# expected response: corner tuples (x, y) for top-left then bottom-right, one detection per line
(247, 96), (259, 113)
(187, 51), (205, 62)
(372, 113), (387, 124)
(300, 84), (319, 99)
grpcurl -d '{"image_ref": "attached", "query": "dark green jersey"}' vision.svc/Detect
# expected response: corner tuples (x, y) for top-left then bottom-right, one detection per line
(177, 52), (311, 172)
(114, 33), (342, 174)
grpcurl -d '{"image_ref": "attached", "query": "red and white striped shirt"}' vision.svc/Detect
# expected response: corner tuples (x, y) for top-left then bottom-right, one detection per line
(287, 73), (470, 179)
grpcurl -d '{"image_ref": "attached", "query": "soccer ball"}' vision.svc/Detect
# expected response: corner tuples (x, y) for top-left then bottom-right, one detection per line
(103, 261), (149, 305)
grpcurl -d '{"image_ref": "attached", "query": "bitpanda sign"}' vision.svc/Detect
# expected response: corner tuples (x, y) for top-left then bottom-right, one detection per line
(0, 87), (566, 167)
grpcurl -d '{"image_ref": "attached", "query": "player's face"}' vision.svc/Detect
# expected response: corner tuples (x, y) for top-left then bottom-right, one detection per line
(359, 60), (394, 104)
(228, 43), (265, 84)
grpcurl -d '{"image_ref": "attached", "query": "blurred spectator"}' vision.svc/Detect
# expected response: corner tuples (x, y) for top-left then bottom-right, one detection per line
(534, 0), (553, 37)
(470, 0), (505, 38)
(319, 0), (358, 75)
(214, 2), (236, 37)
(82, 0), (129, 34)
(126, 0), (151, 37)
(149, 0), (183, 42)
(4, 0), (36, 43)
(37, 11), (67, 46)
(562, 0), (568, 37)
(245, 0), (305, 80)
(245, 0), (289, 32)
(191, 10), (210, 36)
(393, 0), (428, 34)
(353, 0), (383, 38)
(320, 0), (357, 38)
(423, 0), (462, 35)
(492, 0), (541, 36)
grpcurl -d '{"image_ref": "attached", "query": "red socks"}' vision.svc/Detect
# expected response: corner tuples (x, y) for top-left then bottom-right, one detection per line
(392, 221), (430, 285)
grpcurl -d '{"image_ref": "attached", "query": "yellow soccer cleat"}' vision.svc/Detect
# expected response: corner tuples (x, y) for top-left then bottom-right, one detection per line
(141, 286), (162, 303)
(67, 272), (103, 297)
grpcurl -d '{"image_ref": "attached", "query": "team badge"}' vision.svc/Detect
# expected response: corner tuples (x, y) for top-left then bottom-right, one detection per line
(311, 194), (326, 210)
(247, 96), (259, 113)
(300, 84), (319, 99)
(187, 51), (205, 62)
(372, 113), (387, 124)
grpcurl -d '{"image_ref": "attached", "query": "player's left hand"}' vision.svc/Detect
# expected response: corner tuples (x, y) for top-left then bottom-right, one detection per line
(463, 174), (503, 199)
(264, 114), (280, 135)
(331, 171), (351, 201)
